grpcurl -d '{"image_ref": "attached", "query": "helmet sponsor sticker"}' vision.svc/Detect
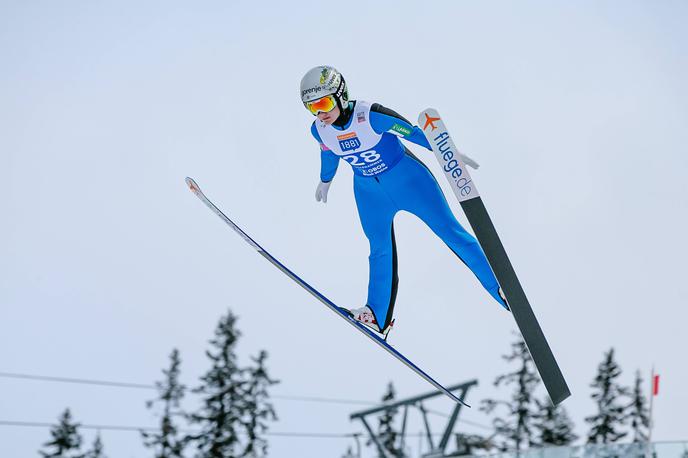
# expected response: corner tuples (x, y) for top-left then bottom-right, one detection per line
(302, 86), (324, 98)
(319, 68), (329, 84)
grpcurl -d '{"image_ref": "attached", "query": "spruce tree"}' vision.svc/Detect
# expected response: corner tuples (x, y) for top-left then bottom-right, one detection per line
(142, 348), (188, 458)
(626, 370), (650, 443)
(85, 433), (106, 458)
(585, 348), (629, 444)
(455, 434), (492, 456)
(374, 382), (403, 457)
(533, 397), (578, 446)
(40, 408), (84, 458)
(189, 310), (247, 458)
(239, 350), (279, 457)
(480, 334), (540, 452)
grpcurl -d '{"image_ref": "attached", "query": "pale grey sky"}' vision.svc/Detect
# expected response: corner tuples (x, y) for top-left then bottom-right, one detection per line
(2, 1), (687, 457)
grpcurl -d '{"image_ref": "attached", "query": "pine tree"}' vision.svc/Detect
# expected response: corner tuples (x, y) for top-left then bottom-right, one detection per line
(374, 382), (403, 457)
(585, 348), (629, 444)
(40, 408), (85, 458)
(239, 350), (279, 457)
(85, 432), (106, 458)
(480, 334), (541, 452)
(188, 310), (247, 458)
(626, 370), (650, 443)
(533, 397), (578, 446)
(142, 348), (188, 458)
(455, 434), (493, 455)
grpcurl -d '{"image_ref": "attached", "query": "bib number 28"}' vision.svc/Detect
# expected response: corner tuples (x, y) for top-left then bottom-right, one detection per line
(343, 150), (381, 166)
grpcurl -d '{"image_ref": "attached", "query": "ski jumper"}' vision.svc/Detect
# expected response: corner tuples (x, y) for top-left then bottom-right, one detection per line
(310, 101), (504, 331)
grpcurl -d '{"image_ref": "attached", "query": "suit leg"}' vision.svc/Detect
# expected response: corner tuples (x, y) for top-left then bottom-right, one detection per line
(354, 177), (399, 330)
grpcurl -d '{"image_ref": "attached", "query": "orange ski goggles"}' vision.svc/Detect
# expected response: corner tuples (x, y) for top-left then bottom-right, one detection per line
(305, 95), (337, 115)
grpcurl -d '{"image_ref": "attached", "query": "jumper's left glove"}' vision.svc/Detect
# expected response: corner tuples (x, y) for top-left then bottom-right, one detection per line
(459, 152), (480, 169)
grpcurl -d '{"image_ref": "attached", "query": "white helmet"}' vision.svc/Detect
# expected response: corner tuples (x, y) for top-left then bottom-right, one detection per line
(300, 65), (349, 109)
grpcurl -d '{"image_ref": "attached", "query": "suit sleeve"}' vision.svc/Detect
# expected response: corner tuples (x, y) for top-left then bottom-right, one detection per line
(310, 122), (340, 183)
(369, 103), (432, 150)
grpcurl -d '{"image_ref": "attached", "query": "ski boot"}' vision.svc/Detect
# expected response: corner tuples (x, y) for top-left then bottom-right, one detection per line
(498, 287), (510, 311)
(346, 305), (395, 340)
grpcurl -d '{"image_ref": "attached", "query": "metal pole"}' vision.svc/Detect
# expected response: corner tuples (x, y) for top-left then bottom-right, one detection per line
(400, 404), (409, 454)
(360, 416), (391, 458)
(438, 387), (468, 452)
(418, 403), (435, 452)
(647, 366), (655, 458)
(354, 433), (362, 458)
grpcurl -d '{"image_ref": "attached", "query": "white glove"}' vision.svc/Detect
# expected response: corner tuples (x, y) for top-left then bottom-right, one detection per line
(315, 181), (332, 203)
(459, 152), (480, 169)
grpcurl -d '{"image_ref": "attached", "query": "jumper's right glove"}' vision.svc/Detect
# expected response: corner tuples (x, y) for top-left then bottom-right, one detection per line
(315, 181), (332, 203)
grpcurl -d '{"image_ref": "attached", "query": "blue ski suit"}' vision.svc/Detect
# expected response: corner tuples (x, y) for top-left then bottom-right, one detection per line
(310, 101), (504, 331)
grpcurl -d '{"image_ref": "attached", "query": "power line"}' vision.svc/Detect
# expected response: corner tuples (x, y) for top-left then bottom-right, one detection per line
(0, 372), (374, 406)
(0, 371), (494, 430)
(0, 420), (477, 439)
(0, 420), (354, 438)
(269, 394), (373, 406)
(424, 407), (493, 431)
(0, 372), (153, 390)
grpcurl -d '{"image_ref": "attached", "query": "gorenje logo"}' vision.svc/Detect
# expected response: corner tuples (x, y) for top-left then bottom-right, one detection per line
(302, 86), (324, 98)
(433, 131), (474, 200)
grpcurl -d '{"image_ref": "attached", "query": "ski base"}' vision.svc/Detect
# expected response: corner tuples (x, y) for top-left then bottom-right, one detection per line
(186, 177), (470, 407)
(418, 109), (571, 406)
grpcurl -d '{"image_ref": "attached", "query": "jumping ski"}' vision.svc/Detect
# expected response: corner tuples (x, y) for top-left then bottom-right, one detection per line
(418, 109), (571, 406)
(185, 177), (470, 406)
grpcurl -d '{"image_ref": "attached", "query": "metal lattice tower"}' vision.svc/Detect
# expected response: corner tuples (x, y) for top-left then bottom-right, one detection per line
(350, 380), (478, 458)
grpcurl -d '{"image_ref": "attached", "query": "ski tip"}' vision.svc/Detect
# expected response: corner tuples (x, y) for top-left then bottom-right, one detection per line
(442, 385), (470, 407)
(454, 395), (471, 408)
(550, 388), (572, 406)
(185, 177), (200, 193)
(417, 108), (442, 135)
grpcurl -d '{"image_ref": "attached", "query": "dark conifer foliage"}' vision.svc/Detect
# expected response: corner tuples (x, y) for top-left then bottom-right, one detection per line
(375, 382), (404, 457)
(188, 310), (246, 458)
(39, 408), (85, 458)
(239, 350), (279, 457)
(142, 348), (188, 458)
(454, 434), (493, 456)
(85, 433), (107, 458)
(585, 348), (629, 444)
(534, 397), (578, 446)
(480, 335), (541, 452)
(626, 370), (650, 443)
